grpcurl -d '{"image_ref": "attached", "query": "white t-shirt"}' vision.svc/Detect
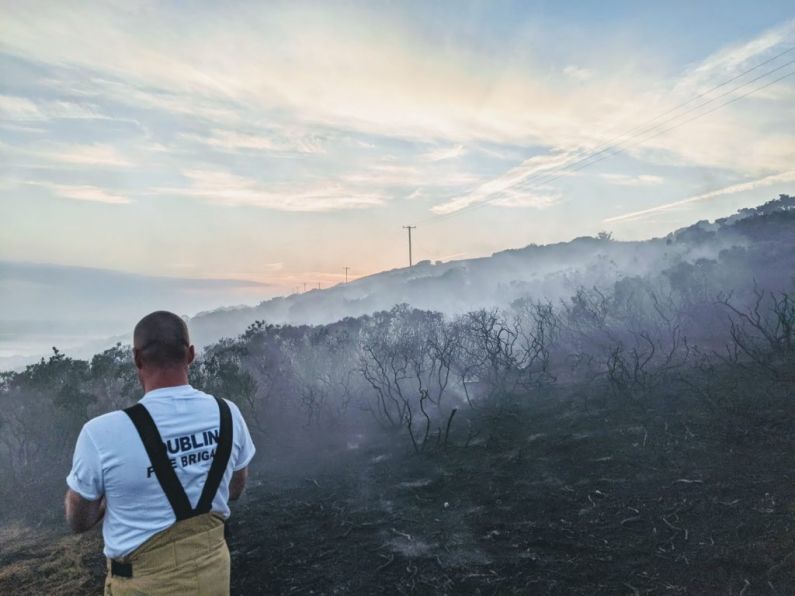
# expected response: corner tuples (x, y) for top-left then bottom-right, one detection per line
(66, 385), (256, 558)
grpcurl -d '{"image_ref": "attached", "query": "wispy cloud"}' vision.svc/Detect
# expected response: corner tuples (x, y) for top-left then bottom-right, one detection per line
(0, 95), (44, 120)
(180, 130), (278, 152)
(603, 170), (795, 224)
(431, 151), (576, 214)
(563, 65), (594, 81)
(1, 2), (793, 282)
(343, 162), (478, 189)
(1, 141), (133, 168)
(428, 20), (795, 217)
(488, 189), (562, 209)
(157, 168), (384, 212)
(0, 4), (689, 149)
(180, 128), (326, 155)
(422, 144), (466, 162)
(51, 143), (132, 167)
(600, 173), (664, 186)
(2, 6), (792, 181)
(678, 19), (795, 92)
(31, 182), (131, 205)
(0, 94), (109, 121)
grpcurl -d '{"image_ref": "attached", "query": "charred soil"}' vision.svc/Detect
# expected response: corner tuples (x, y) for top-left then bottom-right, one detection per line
(2, 391), (794, 595)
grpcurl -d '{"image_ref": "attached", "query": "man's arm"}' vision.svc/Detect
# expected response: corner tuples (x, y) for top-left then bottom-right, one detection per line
(229, 467), (248, 501)
(64, 489), (105, 533)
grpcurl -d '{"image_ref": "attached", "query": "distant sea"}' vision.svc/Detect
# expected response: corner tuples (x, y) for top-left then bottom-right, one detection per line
(0, 332), (123, 371)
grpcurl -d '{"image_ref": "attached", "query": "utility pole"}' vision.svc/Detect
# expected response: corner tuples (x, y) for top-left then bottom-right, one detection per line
(303, 282), (307, 293)
(344, 266), (350, 283)
(317, 282), (321, 290)
(403, 225), (416, 267)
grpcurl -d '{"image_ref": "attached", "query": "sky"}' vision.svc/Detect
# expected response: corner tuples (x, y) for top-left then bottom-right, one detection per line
(1, 0), (794, 297)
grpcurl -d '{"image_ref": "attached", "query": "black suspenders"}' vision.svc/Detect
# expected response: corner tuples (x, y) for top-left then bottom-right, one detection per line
(124, 396), (234, 521)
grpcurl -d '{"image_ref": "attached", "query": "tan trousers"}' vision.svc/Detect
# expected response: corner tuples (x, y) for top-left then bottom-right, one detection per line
(104, 513), (230, 596)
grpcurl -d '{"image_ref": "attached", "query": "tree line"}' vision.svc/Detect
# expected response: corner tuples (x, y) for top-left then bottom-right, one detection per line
(1, 196), (793, 521)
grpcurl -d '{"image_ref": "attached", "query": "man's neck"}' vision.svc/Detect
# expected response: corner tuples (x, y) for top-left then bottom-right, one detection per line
(142, 368), (190, 393)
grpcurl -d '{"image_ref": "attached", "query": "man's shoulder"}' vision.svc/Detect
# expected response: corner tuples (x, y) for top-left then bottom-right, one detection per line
(82, 409), (134, 442)
(195, 389), (242, 416)
(209, 396), (250, 430)
(220, 397), (246, 420)
(85, 408), (130, 428)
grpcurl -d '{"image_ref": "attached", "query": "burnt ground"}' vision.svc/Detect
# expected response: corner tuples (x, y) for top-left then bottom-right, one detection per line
(2, 391), (794, 595)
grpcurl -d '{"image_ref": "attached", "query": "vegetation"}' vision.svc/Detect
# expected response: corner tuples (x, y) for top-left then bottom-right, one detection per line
(0, 195), (794, 593)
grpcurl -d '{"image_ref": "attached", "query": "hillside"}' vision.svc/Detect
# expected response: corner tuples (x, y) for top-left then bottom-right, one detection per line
(3, 196), (791, 369)
(186, 195), (795, 349)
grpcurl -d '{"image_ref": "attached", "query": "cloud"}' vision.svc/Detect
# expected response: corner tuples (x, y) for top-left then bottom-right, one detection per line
(0, 140), (133, 168)
(180, 130), (278, 151)
(0, 95), (43, 120)
(342, 162), (478, 189)
(487, 189), (562, 209)
(678, 19), (795, 92)
(563, 65), (594, 81)
(1, 3), (793, 230)
(32, 182), (131, 204)
(426, 21), (795, 217)
(0, 94), (108, 121)
(422, 144), (465, 161)
(431, 151), (576, 214)
(603, 170), (795, 224)
(157, 168), (384, 212)
(0, 122), (47, 134)
(180, 128), (326, 155)
(0, 4), (671, 148)
(51, 143), (132, 167)
(2, 5), (791, 179)
(600, 173), (664, 186)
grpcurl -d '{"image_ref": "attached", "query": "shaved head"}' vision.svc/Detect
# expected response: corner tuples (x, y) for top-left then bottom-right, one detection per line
(133, 311), (191, 368)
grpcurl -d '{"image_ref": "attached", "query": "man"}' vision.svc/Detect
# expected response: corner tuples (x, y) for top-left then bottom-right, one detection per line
(65, 311), (256, 595)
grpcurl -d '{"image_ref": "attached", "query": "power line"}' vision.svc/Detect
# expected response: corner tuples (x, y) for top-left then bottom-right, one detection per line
(426, 58), (795, 224)
(543, 56), (795, 177)
(511, 67), (795, 199)
(570, 45), (795, 160)
(422, 56), (795, 225)
(252, 46), (794, 282)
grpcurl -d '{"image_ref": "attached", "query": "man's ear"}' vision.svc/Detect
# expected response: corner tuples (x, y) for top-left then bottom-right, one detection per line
(187, 345), (195, 365)
(133, 348), (144, 370)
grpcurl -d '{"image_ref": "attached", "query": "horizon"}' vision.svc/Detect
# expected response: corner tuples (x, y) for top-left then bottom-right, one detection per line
(0, 189), (781, 292)
(1, 191), (789, 369)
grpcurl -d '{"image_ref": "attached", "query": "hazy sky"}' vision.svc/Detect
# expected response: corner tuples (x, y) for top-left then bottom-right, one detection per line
(1, 0), (794, 293)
